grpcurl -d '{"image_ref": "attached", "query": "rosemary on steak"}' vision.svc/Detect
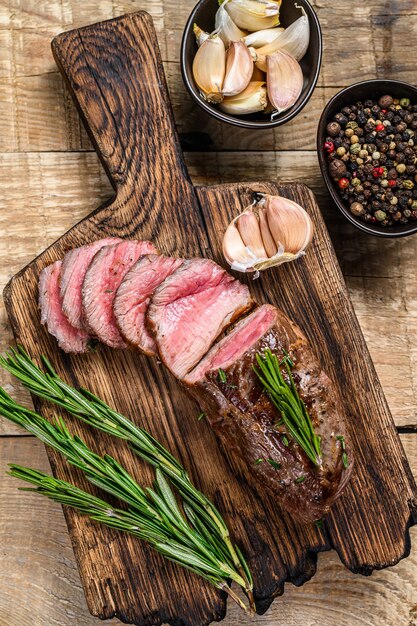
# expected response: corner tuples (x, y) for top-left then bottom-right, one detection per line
(0, 347), (254, 613)
(254, 348), (322, 467)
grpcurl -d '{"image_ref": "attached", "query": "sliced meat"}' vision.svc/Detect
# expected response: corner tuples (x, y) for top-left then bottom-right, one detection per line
(185, 304), (277, 383)
(60, 237), (122, 330)
(39, 261), (89, 353)
(82, 240), (157, 348)
(185, 304), (352, 524)
(147, 258), (254, 379)
(114, 255), (183, 356)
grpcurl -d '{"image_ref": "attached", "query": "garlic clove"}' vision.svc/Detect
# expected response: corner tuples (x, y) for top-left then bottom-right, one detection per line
(219, 81), (267, 115)
(243, 27), (283, 48)
(222, 220), (256, 267)
(255, 6), (310, 69)
(192, 35), (226, 103)
(266, 50), (303, 113)
(264, 195), (314, 255)
(215, 1), (247, 44)
(236, 212), (268, 258)
(193, 23), (210, 47)
(270, 6), (310, 60)
(222, 41), (254, 97)
(258, 207), (278, 256)
(222, 194), (314, 273)
(224, 0), (281, 32)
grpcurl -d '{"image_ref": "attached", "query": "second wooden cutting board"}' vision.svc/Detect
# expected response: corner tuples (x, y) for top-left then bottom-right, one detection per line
(4, 10), (417, 626)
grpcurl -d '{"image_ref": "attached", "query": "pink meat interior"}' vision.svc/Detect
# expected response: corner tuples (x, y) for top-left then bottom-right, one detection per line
(185, 304), (278, 383)
(39, 260), (89, 353)
(147, 258), (253, 379)
(82, 240), (157, 349)
(114, 255), (183, 355)
(60, 237), (123, 330)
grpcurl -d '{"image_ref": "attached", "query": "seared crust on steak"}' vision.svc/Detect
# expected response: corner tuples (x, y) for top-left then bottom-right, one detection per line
(186, 305), (352, 524)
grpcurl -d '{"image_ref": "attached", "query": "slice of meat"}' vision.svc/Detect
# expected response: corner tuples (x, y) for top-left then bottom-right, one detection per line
(147, 258), (254, 379)
(60, 237), (122, 330)
(114, 255), (183, 356)
(82, 240), (157, 348)
(185, 304), (277, 383)
(185, 305), (353, 524)
(39, 261), (89, 353)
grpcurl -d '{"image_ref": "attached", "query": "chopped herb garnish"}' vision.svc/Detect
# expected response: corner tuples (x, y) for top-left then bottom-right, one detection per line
(218, 369), (227, 384)
(294, 475), (306, 484)
(197, 412), (206, 421)
(314, 518), (323, 529)
(217, 368), (237, 389)
(282, 435), (289, 447)
(104, 289), (113, 293)
(336, 435), (349, 469)
(254, 458), (264, 466)
(267, 459), (282, 470)
(336, 434), (346, 450)
(281, 349), (294, 368)
(254, 349), (322, 467)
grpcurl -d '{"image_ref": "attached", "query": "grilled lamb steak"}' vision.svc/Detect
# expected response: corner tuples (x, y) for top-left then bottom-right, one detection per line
(39, 260), (89, 353)
(60, 237), (122, 330)
(82, 240), (157, 348)
(185, 305), (352, 524)
(147, 258), (254, 378)
(114, 255), (183, 356)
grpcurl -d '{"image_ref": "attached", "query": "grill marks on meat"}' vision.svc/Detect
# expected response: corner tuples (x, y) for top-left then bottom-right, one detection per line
(82, 240), (157, 348)
(185, 305), (352, 524)
(60, 237), (123, 330)
(147, 258), (254, 379)
(39, 260), (89, 353)
(114, 255), (183, 356)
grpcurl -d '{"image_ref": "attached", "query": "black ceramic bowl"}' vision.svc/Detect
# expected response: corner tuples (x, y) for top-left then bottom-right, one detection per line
(318, 79), (417, 238)
(181, 0), (322, 129)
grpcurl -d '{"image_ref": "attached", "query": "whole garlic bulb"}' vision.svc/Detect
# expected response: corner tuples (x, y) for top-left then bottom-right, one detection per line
(222, 194), (314, 273)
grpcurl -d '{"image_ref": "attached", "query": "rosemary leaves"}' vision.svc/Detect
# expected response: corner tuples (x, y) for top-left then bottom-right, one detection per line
(254, 348), (322, 467)
(0, 347), (254, 614)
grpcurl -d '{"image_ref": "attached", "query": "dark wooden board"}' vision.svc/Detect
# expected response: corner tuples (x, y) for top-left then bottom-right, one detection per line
(3, 10), (417, 626)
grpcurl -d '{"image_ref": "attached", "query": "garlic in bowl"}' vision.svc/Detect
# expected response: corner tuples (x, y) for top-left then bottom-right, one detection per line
(223, 194), (314, 272)
(181, 0), (322, 129)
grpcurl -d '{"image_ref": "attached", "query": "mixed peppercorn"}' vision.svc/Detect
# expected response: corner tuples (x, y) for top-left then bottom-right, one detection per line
(324, 95), (417, 227)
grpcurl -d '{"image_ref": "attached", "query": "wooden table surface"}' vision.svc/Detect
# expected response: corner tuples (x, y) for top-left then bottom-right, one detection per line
(1, 1), (417, 625)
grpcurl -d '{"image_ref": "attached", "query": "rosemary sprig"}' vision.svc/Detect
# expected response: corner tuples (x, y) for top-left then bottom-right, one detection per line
(7, 464), (249, 612)
(0, 347), (254, 613)
(254, 349), (322, 467)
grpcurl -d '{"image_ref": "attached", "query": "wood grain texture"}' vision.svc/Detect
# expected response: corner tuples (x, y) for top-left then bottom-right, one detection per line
(4, 150), (417, 435)
(2, 9), (417, 626)
(2, 1), (417, 625)
(2, 435), (417, 626)
(2, 1), (417, 156)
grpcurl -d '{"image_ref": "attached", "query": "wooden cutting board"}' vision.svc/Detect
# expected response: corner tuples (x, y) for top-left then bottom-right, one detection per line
(3, 10), (417, 626)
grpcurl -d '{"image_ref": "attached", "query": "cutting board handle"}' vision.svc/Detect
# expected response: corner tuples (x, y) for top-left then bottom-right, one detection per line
(51, 12), (191, 203)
